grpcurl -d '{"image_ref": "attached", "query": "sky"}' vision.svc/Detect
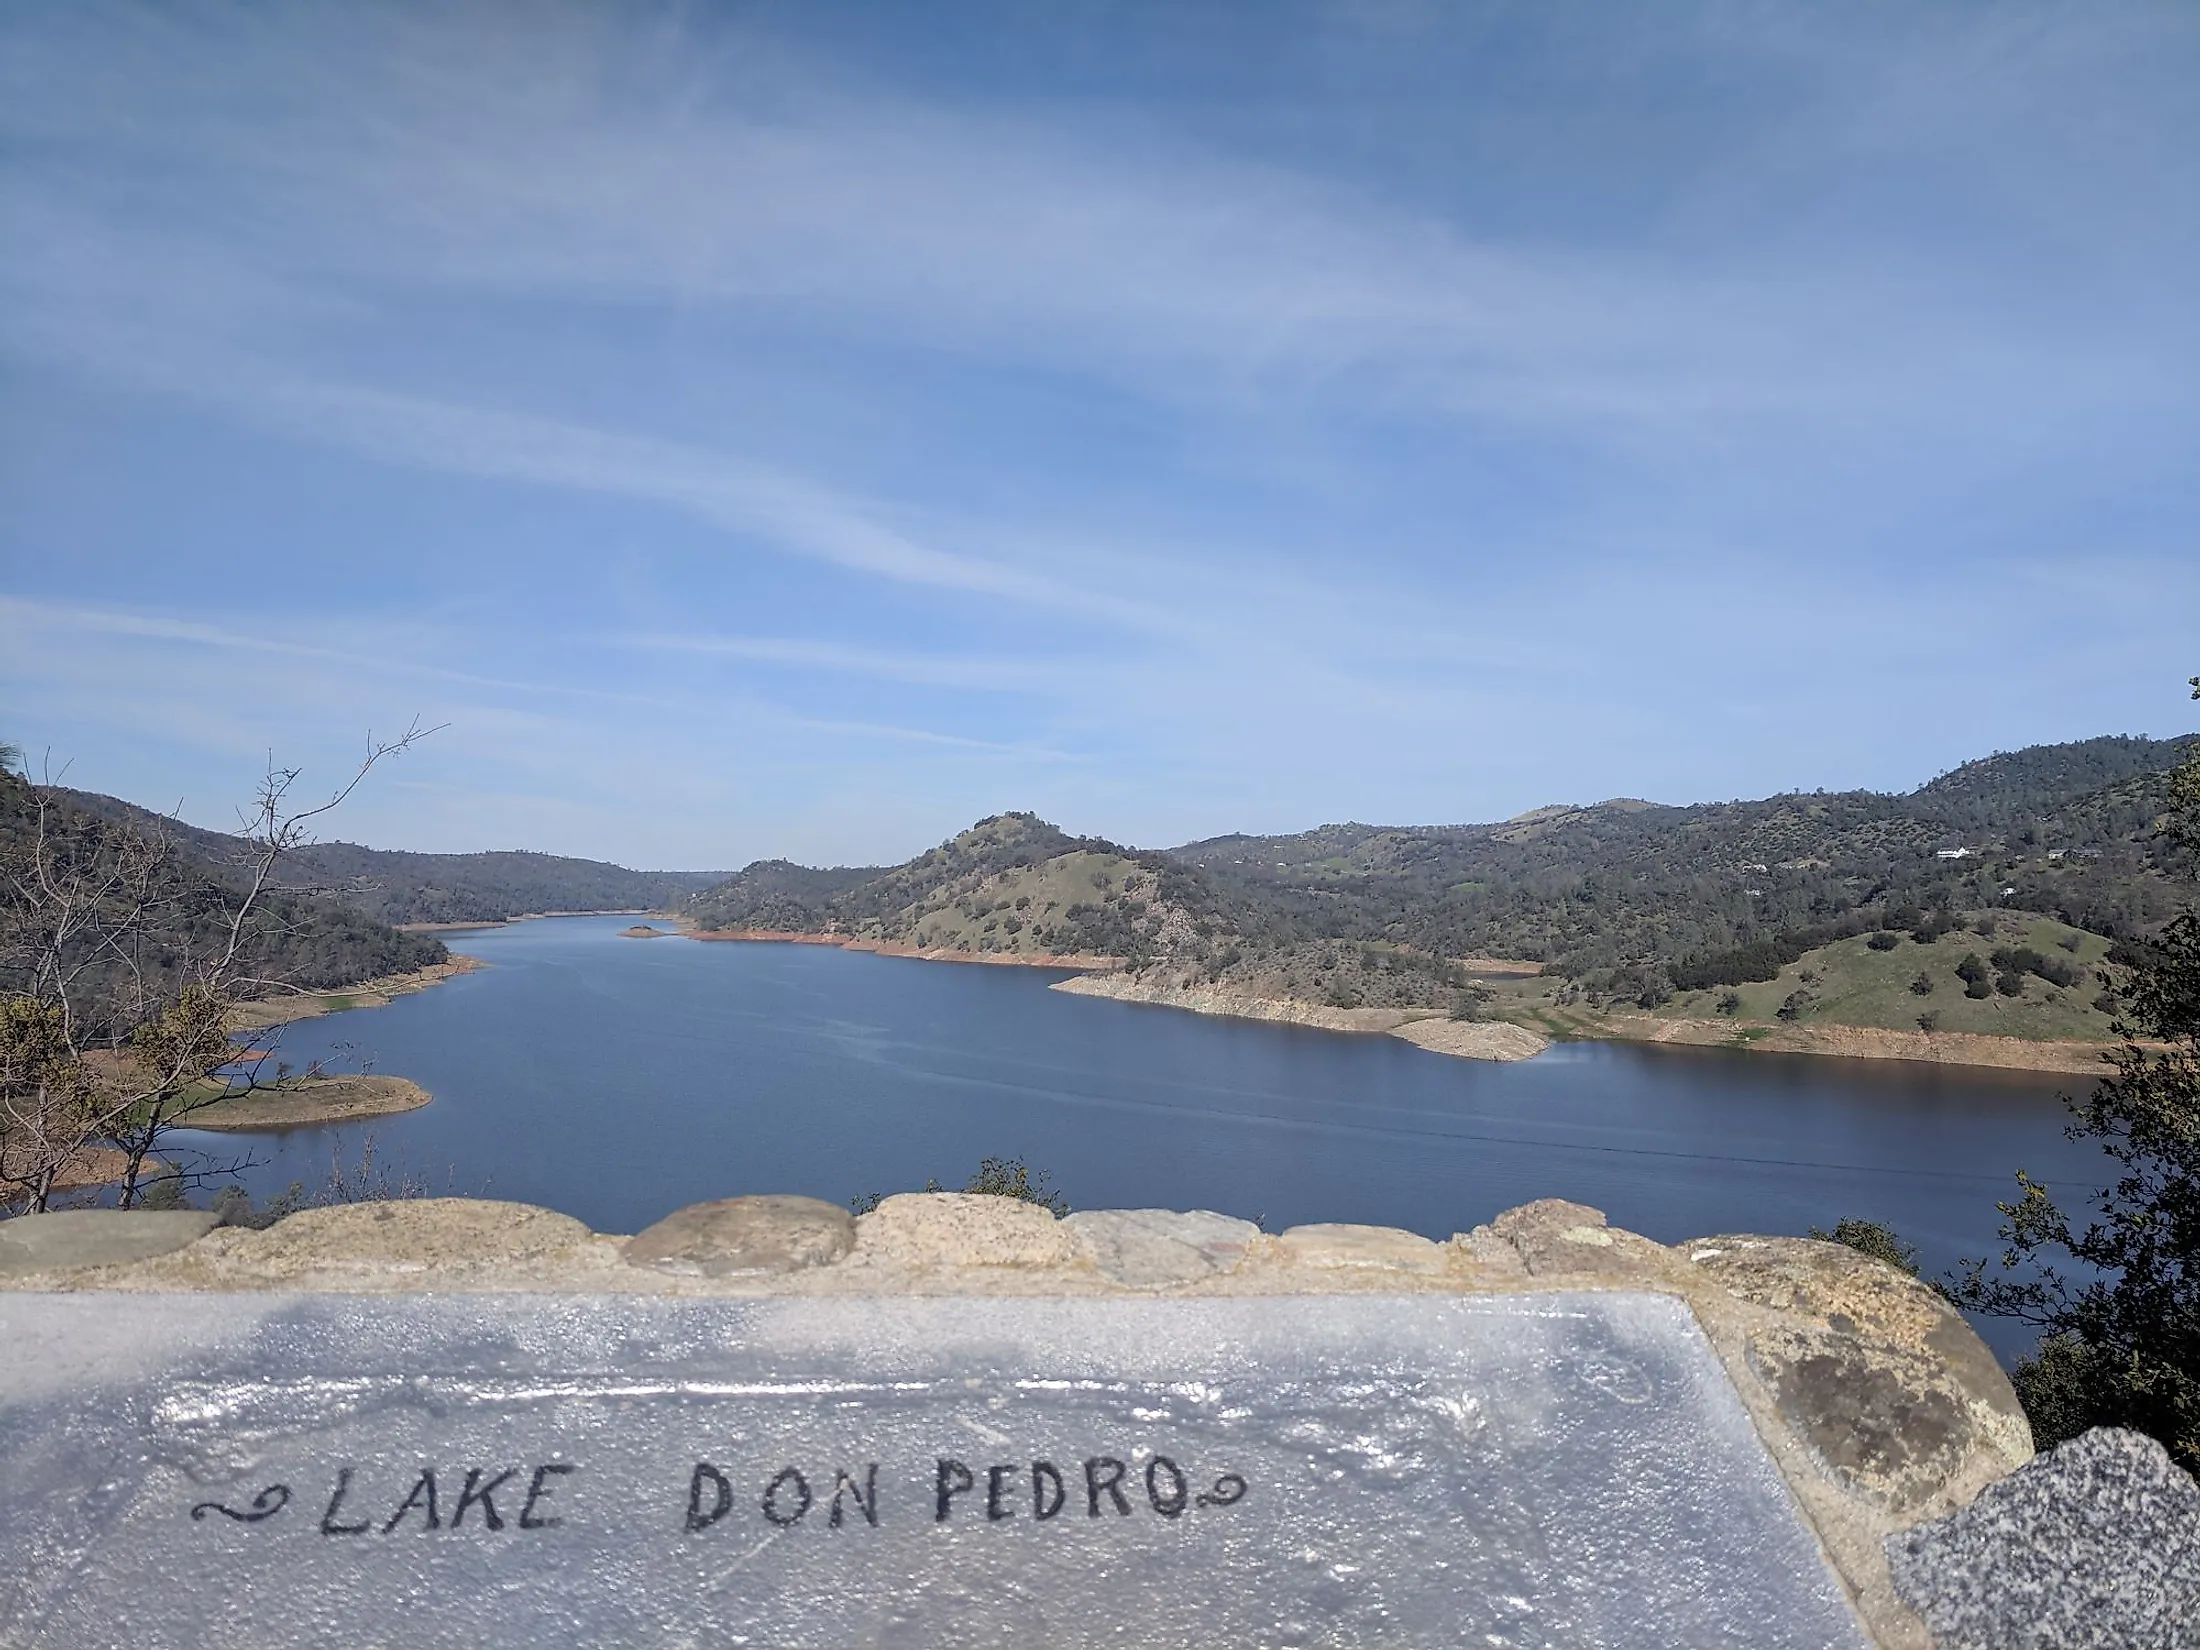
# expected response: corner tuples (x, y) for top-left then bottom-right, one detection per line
(2, 1), (2195, 871)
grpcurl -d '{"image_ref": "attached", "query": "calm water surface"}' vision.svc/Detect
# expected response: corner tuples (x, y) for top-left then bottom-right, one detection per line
(192, 916), (2106, 1358)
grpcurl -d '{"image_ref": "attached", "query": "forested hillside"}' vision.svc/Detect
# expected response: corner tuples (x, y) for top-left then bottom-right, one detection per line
(692, 812), (1261, 962)
(685, 734), (2197, 1035)
(1170, 735), (2195, 996)
(2, 772), (446, 1037)
(59, 790), (722, 925)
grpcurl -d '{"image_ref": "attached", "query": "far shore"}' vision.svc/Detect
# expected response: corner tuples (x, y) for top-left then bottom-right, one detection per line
(413, 918), (2121, 1077)
(397, 909), (660, 933)
(687, 928), (1127, 972)
(1536, 1010), (2122, 1077)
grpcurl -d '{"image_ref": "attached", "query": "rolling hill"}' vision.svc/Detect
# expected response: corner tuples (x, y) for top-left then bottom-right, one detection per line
(682, 733), (2197, 1056)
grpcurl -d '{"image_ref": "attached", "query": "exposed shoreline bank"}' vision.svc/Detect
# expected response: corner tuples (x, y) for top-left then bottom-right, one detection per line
(1049, 974), (1551, 1062)
(227, 955), (487, 1034)
(1537, 1010), (2119, 1076)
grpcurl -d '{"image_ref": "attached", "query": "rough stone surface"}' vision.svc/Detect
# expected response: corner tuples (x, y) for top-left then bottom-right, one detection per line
(1886, 1427), (2200, 1649)
(1749, 1322), (1971, 1516)
(186, 1198), (596, 1282)
(1277, 1221), (1447, 1272)
(1062, 1207), (1258, 1287)
(1687, 1235), (2029, 1458)
(0, 1210), (219, 1277)
(622, 1194), (854, 1276)
(851, 1191), (1085, 1271)
(1487, 1197), (1671, 1282)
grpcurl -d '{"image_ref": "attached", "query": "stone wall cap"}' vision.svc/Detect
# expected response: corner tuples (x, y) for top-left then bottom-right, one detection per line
(1278, 1223), (1447, 1272)
(624, 1195), (856, 1277)
(1063, 1208), (1258, 1289)
(852, 1192), (1085, 1271)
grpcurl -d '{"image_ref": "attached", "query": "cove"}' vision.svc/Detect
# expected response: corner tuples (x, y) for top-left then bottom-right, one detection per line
(189, 916), (2104, 1359)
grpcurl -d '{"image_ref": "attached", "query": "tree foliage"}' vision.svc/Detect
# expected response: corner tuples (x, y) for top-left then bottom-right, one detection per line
(1952, 680), (2200, 1472)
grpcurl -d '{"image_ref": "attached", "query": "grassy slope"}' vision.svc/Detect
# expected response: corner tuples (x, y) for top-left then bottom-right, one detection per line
(1482, 911), (2117, 1045)
(901, 848), (1144, 955)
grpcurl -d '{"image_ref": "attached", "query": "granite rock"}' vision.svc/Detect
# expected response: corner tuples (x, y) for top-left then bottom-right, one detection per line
(623, 1195), (855, 1277)
(204, 1197), (596, 1279)
(1886, 1426), (2200, 1649)
(0, 1210), (220, 1278)
(1748, 1322), (1972, 1517)
(1687, 1234), (2029, 1461)
(1278, 1222), (1447, 1272)
(852, 1191), (1085, 1270)
(1062, 1207), (1258, 1288)
(1488, 1198), (1671, 1281)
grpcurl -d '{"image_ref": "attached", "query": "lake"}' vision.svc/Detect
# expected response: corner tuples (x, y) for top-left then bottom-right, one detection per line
(190, 916), (2106, 1359)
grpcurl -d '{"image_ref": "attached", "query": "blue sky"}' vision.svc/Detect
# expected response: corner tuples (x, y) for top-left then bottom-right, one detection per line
(2, 2), (2194, 869)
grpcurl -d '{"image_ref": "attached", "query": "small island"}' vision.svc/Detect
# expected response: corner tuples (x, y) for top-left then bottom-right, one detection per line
(184, 1075), (432, 1132)
(620, 924), (671, 938)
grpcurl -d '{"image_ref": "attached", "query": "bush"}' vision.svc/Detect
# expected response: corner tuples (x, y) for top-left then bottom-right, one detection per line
(1917, 1010), (1941, 1032)
(1910, 971), (1936, 996)
(1995, 970), (2025, 997)
(1776, 990), (1809, 1022)
(1867, 931), (1902, 951)
(1715, 990), (1742, 1016)
(1810, 1217), (1921, 1276)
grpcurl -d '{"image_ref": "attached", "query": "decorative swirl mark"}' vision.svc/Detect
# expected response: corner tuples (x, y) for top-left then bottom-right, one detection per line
(1196, 1472), (1248, 1508)
(190, 1485), (291, 1523)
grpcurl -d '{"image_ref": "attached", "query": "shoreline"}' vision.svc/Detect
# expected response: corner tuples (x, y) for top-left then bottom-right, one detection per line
(1535, 1011), (2120, 1076)
(227, 954), (487, 1034)
(397, 909), (661, 934)
(1049, 975), (1550, 1063)
(184, 1074), (432, 1132)
(688, 929), (1127, 972)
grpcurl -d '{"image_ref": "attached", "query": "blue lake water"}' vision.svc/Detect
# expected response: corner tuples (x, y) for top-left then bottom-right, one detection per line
(189, 915), (2107, 1360)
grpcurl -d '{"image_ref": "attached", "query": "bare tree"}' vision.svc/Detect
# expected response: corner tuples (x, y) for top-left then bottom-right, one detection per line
(1, 723), (435, 1211)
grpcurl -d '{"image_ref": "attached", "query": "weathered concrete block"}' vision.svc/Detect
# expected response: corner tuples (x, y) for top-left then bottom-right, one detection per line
(623, 1195), (854, 1277)
(1887, 1426), (2200, 1649)
(852, 1192), (1084, 1270)
(0, 1210), (219, 1278)
(1277, 1222), (1446, 1272)
(1063, 1208), (1258, 1288)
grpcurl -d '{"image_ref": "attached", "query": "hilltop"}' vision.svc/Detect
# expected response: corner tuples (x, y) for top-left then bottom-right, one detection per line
(683, 733), (2197, 1066)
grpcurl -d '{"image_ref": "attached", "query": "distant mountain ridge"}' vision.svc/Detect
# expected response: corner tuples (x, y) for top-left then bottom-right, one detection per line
(58, 790), (725, 926)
